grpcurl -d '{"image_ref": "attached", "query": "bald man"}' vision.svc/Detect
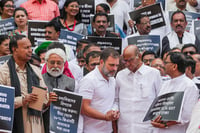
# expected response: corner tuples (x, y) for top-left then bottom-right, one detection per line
(115, 45), (162, 133)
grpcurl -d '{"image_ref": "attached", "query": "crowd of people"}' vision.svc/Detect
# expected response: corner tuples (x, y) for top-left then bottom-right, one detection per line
(0, 0), (200, 133)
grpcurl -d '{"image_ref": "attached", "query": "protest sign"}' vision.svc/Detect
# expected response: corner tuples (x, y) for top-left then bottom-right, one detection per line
(127, 35), (160, 54)
(0, 85), (15, 132)
(0, 55), (11, 66)
(133, 0), (165, 10)
(28, 20), (49, 46)
(194, 20), (200, 41)
(50, 89), (82, 133)
(143, 91), (184, 122)
(59, 29), (84, 53)
(0, 18), (16, 35)
(87, 36), (122, 54)
(79, 0), (95, 24)
(129, 3), (166, 30)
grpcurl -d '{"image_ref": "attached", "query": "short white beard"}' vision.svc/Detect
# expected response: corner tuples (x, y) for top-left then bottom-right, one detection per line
(47, 66), (64, 77)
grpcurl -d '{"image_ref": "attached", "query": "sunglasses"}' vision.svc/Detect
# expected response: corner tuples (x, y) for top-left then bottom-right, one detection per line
(183, 51), (196, 55)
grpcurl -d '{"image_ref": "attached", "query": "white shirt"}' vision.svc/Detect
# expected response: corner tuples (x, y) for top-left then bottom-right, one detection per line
(103, 0), (131, 32)
(68, 62), (83, 90)
(157, 74), (199, 133)
(166, 0), (198, 12)
(115, 64), (162, 133)
(78, 67), (116, 133)
(186, 100), (200, 133)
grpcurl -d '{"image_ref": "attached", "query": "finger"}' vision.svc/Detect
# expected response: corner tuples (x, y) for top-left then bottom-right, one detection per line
(151, 121), (165, 128)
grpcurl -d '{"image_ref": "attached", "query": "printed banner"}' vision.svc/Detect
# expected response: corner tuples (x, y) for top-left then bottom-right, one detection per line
(87, 36), (122, 54)
(0, 85), (15, 132)
(50, 89), (82, 133)
(79, 0), (95, 24)
(143, 91), (184, 122)
(0, 18), (16, 35)
(28, 20), (49, 46)
(127, 35), (160, 53)
(129, 3), (166, 30)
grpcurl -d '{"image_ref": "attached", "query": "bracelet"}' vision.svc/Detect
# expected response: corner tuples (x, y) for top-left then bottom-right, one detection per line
(164, 122), (168, 128)
(105, 114), (108, 121)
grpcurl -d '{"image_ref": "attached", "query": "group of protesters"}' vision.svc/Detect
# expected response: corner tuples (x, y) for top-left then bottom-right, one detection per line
(0, 0), (200, 133)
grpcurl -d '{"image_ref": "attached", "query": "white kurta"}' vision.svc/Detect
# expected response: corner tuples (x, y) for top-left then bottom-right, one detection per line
(186, 100), (200, 133)
(157, 74), (199, 133)
(115, 64), (162, 133)
(78, 67), (116, 133)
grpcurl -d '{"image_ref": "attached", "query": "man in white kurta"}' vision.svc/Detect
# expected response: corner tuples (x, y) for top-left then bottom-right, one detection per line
(115, 45), (162, 133)
(151, 52), (199, 133)
(186, 100), (200, 133)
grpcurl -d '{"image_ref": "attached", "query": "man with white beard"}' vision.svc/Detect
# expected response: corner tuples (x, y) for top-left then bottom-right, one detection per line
(42, 47), (75, 133)
(43, 47), (75, 92)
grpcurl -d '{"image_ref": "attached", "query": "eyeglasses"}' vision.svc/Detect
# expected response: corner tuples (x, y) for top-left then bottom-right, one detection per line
(90, 63), (100, 67)
(123, 56), (137, 63)
(78, 59), (85, 63)
(151, 64), (165, 69)
(69, 5), (79, 8)
(143, 59), (154, 63)
(4, 5), (16, 8)
(140, 22), (151, 25)
(183, 51), (196, 55)
(48, 60), (64, 66)
(164, 61), (173, 65)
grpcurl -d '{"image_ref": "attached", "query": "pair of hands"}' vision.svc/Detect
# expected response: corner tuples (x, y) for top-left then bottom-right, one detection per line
(105, 110), (120, 121)
(151, 115), (179, 128)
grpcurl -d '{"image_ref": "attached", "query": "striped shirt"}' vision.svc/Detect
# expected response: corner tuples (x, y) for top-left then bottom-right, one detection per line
(20, 0), (60, 21)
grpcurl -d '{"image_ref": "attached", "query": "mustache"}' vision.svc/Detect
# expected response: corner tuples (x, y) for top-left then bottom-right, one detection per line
(179, 0), (186, 2)
(45, 36), (51, 39)
(51, 67), (61, 71)
(176, 25), (183, 28)
(98, 25), (105, 28)
(146, 26), (151, 30)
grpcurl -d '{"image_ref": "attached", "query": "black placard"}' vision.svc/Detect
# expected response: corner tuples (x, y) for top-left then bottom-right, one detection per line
(0, 85), (15, 132)
(79, 0), (95, 24)
(50, 89), (82, 133)
(143, 91), (184, 122)
(129, 3), (166, 30)
(28, 20), (49, 46)
(0, 18), (16, 35)
(87, 36), (122, 54)
(127, 35), (160, 53)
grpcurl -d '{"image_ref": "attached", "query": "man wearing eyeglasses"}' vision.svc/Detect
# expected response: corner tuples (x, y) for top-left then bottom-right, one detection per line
(181, 43), (198, 56)
(151, 52), (199, 133)
(115, 45), (162, 133)
(142, 50), (157, 66)
(151, 58), (171, 81)
(42, 46), (75, 133)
